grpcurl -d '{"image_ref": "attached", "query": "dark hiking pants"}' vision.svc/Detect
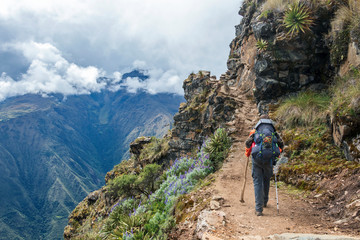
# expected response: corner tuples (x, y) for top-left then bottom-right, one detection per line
(251, 157), (273, 213)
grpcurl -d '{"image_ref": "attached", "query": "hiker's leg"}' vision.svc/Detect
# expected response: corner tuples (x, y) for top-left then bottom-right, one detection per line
(263, 162), (273, 206)
(252, 159), (264, 213)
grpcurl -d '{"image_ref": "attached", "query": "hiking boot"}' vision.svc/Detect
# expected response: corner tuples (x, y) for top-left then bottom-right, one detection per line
(255, 211), (263, 216)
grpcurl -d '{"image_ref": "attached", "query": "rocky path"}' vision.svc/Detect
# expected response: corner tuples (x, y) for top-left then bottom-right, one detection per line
(174, 88), (360, 240)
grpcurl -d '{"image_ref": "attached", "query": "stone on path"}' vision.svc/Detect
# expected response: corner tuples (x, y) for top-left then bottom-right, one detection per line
(196, 210), (226, 239)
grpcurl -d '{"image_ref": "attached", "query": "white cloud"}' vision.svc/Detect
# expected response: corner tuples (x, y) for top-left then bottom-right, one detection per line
(0, 0), (242, 99)
(120, 65), (183, 95)
(0, 41), (185, 99)
(0, 41), (104, 101)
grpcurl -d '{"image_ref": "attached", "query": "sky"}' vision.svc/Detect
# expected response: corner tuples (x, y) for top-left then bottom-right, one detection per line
(0, 0), (242, 100)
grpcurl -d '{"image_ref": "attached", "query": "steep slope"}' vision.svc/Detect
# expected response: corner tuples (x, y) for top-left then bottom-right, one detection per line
(0, 85), (183, 239)
(63, 71), (240, 239)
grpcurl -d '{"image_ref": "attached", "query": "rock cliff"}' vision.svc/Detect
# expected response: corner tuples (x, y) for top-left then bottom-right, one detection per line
(225, 0), (333, 113)
(225, 0), (360, 162)
(169, 71), (237, 158)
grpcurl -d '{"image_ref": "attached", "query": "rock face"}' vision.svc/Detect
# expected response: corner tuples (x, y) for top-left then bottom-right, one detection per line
(332, 39), (360, 163)
(225, 0), (332, 113)
(227, 0), (360, 161)
(340, 42), (360, 77)
(332, 116), (360, 162)
(169, 71), (238, 158)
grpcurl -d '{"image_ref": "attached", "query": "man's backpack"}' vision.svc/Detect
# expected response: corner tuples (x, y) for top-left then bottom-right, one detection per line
(251, 119), (281, 163)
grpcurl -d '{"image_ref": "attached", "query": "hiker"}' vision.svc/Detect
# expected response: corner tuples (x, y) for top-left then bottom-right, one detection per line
(245, 114), (284, 216)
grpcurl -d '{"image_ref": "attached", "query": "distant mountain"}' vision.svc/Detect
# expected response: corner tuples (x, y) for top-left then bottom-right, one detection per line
(0, 71), (184, 240)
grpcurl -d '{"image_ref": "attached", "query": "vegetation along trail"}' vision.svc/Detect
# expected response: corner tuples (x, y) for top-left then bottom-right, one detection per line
(174, 87), (360, 240)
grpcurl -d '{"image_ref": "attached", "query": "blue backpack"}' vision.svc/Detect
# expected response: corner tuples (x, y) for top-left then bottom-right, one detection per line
(251, 119), (281, 163)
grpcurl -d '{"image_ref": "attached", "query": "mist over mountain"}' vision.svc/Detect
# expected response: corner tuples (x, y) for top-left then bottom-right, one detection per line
(0, 71), (183, 239)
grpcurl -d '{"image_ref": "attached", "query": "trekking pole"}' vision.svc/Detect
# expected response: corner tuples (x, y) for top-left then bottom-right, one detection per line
(274, 172), (279, 214)
(240, 156), (250, 203)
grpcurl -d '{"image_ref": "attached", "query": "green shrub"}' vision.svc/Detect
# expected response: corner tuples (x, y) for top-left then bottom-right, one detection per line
(204, 128), (232, 170)
(283, 3), (314, 37)
(275, 91), (330, 128)
(107, 163), (163, 198)
(108, 174), (138, 198)
(135, 164), (162, 195)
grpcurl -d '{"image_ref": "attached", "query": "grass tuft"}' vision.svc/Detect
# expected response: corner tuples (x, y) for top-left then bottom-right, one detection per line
(330, 68), (360, 117)
(262, 0), (299, 12)
(275, 91), (330, 128)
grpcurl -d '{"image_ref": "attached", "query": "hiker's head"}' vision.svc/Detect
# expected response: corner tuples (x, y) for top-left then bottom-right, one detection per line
(259, 114), (270, 120)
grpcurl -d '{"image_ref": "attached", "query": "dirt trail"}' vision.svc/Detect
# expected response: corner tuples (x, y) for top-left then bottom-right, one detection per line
(182, 88), (353, 239)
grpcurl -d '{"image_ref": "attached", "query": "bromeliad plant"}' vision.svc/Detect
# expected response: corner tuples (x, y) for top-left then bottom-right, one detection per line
(283, 3), (314, 37)
(256, 39), (269, 52)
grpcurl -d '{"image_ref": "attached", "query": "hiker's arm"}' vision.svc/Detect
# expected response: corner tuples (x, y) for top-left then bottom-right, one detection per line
(245, 133), (254, 148)
(275, 132), (284, 149)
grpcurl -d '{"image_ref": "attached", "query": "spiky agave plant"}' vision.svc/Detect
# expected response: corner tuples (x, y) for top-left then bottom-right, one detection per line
(256, 39), (269, 51)
(204, 128), (231, 170)
(283, 3), (314, 37)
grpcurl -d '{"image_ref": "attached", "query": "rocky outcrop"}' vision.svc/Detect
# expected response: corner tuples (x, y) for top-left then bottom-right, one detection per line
(332, 115), (360, 162)
(339, 42), (360, 76)
(169, 71), (238, 157)
(228, 0), (360, 161)
(331, 38), (360, 162)
(225, 0), (332, 113)
(332, 38), (360, 163)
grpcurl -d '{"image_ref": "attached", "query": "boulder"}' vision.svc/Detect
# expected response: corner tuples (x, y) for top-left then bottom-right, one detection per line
(196, 210), (226, 239)
(210, 200), (221, 210)
(227, 58), (241, 71)
(252, 22), (273, 39)
(87, 190), (100, 204)
(254, 59), (269, 76)
(130, 137), (152, 156)
(254, 77), (286, 101)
